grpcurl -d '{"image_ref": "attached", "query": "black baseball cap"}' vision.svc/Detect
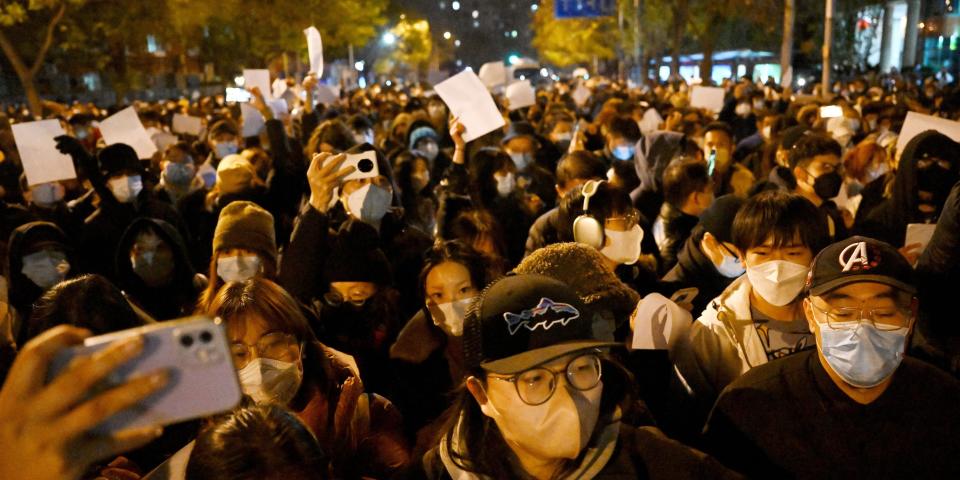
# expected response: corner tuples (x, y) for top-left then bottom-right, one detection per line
(806, 236), (916, 297)
(698, 194), (744, 244)
(463, 274), (619, 375)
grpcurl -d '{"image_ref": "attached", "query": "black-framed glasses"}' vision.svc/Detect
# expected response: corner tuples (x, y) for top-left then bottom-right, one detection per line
(810, 301), (913, 332)
(490, 352), (602, 406)
(229, 332), (300, 369)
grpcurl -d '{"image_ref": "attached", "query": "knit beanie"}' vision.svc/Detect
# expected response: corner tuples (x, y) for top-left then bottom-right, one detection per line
(323, 220), (391, 285)
(213, 201), (276, 263)
(216, 154), (257, 194)
(98, 143), (144, 177)
(698, 194), (744, 244)
(514, 242), (640, 320)
(408, 125), (438, 150)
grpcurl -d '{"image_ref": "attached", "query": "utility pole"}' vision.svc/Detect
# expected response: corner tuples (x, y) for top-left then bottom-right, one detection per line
(822, 0), (833, 99)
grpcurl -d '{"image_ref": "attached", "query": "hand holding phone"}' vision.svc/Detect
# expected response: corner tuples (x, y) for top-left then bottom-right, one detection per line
(329, 150), (379, 183)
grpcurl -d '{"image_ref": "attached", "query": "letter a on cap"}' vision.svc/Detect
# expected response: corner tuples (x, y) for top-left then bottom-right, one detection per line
(839, 241), (869, 272)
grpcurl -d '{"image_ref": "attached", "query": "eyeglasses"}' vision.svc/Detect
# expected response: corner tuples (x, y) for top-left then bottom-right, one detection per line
(489, 352), (602, 406)
(229, 332), (300, 369)
(810, 301), (913, 332)
(605, 208), (640, 231)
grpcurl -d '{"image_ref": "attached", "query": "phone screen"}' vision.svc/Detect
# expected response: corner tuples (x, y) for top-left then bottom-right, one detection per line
(226, 87), (251, 103)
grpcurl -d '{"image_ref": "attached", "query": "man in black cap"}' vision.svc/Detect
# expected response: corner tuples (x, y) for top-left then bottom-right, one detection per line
(703, 236), (960, 478)
(501, 121), (556, 208)
(661, 194), (745, 317)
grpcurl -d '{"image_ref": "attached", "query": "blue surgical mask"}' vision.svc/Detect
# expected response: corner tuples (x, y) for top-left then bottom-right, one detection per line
(817, 321), (908, 388)
(509, 152), (532, 171)
(164, 162), (195, 186)
(217, 255), (262, 283)
(612, 145), (635, 161)
(214, 141), (238, 159)
(716, 254), (745, 278)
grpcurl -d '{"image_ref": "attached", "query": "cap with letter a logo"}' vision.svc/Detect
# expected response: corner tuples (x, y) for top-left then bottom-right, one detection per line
(806, 236), (916, 296)
(463, 274), (620, 374)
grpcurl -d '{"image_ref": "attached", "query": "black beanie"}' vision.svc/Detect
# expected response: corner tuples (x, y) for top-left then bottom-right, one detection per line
(98, 143), (143, 177)
(323, 220), (391, 285)
(699, 194), (744, 244)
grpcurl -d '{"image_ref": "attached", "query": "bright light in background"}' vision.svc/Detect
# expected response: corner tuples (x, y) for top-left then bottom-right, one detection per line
(443, 31), (451, 40)
(234, 76), (244, 86)
(540, 68), (548, 77)
(551, 74), (559, 81)
(454, 39), (461, 47)
(531, 4), (539, 11)
(472, 10), (479, 18)
(354, 61), (365, 71)
(385, 80), (392, 86)
(508, 54), (520, 65)
(358, 77), (367, 88)
(519, 75), (526, 80)
(473, 20), (479, 28)
(464, 65), (472, 71)
(382, 32), (396, 45)
(451, 1), (460, 11)
(511, 30), (518, 38)
(797, 77), (806, 87)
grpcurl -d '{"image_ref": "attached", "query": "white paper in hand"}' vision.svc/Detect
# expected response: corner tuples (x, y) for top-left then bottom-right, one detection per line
(11, 120), (76, 186)
(304, 26), (323, 79)
(243, 69), (272, 99)
(240, 103), (265, 137)
(172, 114), (204, 136)
(478, 61), (507, 89)
(690, 86), (726, 113)
(905, 223), (937, 256)
(506, 80), (535, 110)
(314, 84), (338, 105)
(434, 70), (506, 143)
(99, 107), (158, 159)
(896, 111), (960, 159)
(630, 293), (692, 350)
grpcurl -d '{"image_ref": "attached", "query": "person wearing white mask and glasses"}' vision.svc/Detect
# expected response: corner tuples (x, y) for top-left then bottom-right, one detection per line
(206, 278), (410, 478)
(677, 190), (829, 423)
(389, 240), (497, 436)
(704, 236), (960, 479)
(409, 274), (737, 479)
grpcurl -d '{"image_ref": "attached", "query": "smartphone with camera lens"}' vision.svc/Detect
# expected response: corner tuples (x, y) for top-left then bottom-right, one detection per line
(46, 316), (242, 434)
(333, 150), (380, 182)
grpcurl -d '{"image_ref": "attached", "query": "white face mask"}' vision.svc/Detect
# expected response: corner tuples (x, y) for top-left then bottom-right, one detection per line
(217, 255), (262, 283)
(599, 225), (643, 265)
(108, 175), (143, 203)
(21, 250), (70, 289)
(344, 184), (392, 224)
(509, 152), (532, 171)
(431, 297), (476, 337)
(494, 172), (516, 197)
(480, 379), (602, 461)
(416, 141), (439, 162)
(31, 182), (65, 207)
(746, 260), (810, 307)
(238, 357), (303, 405)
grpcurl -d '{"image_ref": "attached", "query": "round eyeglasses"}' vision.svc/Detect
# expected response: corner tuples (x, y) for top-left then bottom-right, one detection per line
(489, 352), (602, 406)
(229, 332), (300, 369)
(810, 301), (912, 332)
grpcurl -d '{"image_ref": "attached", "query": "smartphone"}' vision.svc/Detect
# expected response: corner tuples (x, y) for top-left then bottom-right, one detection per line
(46, 316), (242, 434)
(819, 105), (843, 118)
(337, 150), (380, 182)
(670, 287), (699, 305)
(226, 87), (252, 103)
(707, 149), (717, 176)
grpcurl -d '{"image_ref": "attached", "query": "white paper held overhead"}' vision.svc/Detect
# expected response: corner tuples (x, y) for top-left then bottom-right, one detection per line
(243, 69), (272, 99)
(99, 107), (158, 159)
(240, 103), (265, 137)
(896, 111), (960, 159)
(171, 114), (204, 136)
(434, 70), (505, 143)
(690, 86), (726, 113)
(505, 80), (535, 110)
(304, 26), (324, 79)
(12, 119), (76, 186)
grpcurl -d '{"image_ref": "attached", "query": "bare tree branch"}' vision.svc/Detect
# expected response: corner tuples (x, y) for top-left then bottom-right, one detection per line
(30, 1), (67, 77)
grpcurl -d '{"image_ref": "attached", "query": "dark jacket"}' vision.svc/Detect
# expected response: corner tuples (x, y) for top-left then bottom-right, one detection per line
(114, 217), (204, 320)
(916, 180), (960, 340)
(177, 185), (271, 272)
(655, 202), (699, 274)
(524, 206), (561, 257)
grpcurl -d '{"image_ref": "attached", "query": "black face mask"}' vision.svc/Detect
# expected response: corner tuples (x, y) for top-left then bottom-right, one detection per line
(812, 171), (843, 200)
(916, 165), (958, 214)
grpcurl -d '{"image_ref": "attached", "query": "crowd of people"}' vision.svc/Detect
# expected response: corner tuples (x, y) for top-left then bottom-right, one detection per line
(1, 68), (960, 479)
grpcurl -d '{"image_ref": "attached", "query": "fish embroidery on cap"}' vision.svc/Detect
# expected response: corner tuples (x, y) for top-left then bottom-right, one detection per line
(504, 298), (580, 335)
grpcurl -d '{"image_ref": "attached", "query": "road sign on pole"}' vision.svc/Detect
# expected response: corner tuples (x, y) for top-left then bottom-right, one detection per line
(555, 0), (616, 19)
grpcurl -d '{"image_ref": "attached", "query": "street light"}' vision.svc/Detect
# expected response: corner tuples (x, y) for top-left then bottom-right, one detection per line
(443, 31), (451, 40)
(472, 10), (479, 18)
(452, 1), (460, 11)
(382, 32), (396, 45)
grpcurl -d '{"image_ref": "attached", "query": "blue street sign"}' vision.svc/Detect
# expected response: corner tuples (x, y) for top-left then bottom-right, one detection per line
(555, 0), (616, 18)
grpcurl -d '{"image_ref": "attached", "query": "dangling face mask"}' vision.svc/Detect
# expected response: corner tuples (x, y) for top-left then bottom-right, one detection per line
(814, 318), (908, 388)
(600, 225), (643, 265)
(509, 152), (532, 171)
(217, 255), (262, 283)
(108, 175), (143, 203)
(494, 172), (516, 198)
(479, 370), (603, 461)
(429, 297), (476, 337)
(238, 357), (303, 405)
(344, 183), (392, 224)
(746, 260), (810, 306)
(30, 182), (65, 208)
(21, 250), (70, 289)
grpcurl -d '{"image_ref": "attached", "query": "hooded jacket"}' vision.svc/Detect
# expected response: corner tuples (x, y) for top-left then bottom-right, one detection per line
(115, 217), (203, 320)
(858, 130), (960, 246)
(5, 221), (73, 345)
